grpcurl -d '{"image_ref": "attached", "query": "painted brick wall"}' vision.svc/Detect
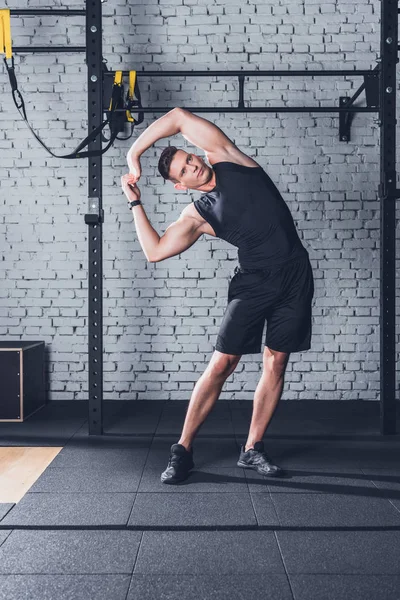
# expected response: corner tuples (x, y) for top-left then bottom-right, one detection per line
(0, 0), (395, 401)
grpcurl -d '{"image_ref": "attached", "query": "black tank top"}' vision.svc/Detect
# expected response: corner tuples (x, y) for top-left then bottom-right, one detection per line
(192, 161), (308, 269)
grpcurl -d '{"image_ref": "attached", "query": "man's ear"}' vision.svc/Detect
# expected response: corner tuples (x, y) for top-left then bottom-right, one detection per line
(174, 183), (187, 191)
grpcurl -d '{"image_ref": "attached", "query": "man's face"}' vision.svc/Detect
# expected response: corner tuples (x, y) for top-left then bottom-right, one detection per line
(169, 150), (211, 191)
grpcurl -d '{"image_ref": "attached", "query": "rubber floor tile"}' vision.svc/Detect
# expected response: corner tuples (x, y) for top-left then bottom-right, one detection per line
(388, 498), (400, 513)
(0, 530), (11, 546)
(47, 445), (150, 469)
(0, 575), (131, 600)
(276, 531), (400, 574)
(0, 505), (14, 521)
(146, 437), (239, 469)
(65, 430), (153, 447)
(159, 406), (231, 420)
(361, 467), (400, 493)
(0, 493), (136, 527)
(138, 466), (250, 493)
(162, 401), (231, 416)
(102, 408), (165, 434)
(230, 400), (382, 419)
(28, 466), (143, 493)
(106, 419), (163, 435)
(256, 493), (400, 527)
(289, 574), (400, 600)
(244, 466), (381, 494)
(127, 573), (293, 600)
(232, 415), (330, 436)
(246, 443), (385, 470)
(0, 530), (141, 574)
(128, 492), (263, 527)
(156, 418), (235, 435)
(134, 530), (285, 574)
(0, 419), (85, 446)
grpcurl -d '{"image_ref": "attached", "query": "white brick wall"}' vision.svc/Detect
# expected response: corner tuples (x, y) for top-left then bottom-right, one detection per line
(0, 0), (397, 401)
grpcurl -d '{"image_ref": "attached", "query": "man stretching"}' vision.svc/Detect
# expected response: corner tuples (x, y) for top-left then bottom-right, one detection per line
(121, 108), (314, 484)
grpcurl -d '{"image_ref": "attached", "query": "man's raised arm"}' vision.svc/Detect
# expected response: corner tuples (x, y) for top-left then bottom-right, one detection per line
(127, 107), (181, 172)
(127, 107), (237, 174)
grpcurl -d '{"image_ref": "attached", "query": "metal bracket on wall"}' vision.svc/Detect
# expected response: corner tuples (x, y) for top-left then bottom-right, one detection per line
(339, 96), (353, 142)
(339, 68), (379, 142)
(364, 71), (380, 109)
(84, 197), (104, 225)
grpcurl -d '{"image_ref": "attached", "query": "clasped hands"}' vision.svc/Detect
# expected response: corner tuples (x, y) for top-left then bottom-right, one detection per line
(121, 153), (142, 205)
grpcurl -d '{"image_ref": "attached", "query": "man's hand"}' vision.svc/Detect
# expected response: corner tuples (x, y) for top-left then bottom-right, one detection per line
(127, 153), (142, 182)
(121, 173), (141, 203)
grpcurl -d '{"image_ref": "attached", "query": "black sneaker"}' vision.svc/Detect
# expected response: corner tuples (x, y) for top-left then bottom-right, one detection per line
(160, 443), (195, 484)
(237, 440), (285, 477)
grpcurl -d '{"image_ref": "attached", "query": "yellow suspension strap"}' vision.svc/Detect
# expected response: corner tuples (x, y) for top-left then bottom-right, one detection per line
(0, 9), (12, 59)
(103, 70), (144, 141)
(1, 9), (26, 120)
(109, 70), (123, 111)
(125, 70), (144, 128)
(126, 71), (136, 122)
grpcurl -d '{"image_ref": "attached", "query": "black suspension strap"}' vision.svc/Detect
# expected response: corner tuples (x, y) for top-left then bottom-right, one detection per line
(1, 10), (143, 159)
(3, 60), (137, 159)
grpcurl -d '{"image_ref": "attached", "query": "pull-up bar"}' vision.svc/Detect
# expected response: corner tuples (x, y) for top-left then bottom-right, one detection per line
(108, 107), (376, 113)
(10, 7), (85, 52)
(102, 67), (379, 142)
(104, 69), (374, 77)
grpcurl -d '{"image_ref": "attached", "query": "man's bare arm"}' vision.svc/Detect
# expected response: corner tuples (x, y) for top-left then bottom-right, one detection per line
(127, 107), (237, 167)
(127, 107), (181, 168)
(178, 108), (237, 154)
(150, 209), (204, 263)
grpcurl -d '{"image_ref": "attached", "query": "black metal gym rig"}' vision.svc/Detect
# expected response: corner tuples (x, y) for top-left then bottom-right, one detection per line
(2, 0), (398, 435)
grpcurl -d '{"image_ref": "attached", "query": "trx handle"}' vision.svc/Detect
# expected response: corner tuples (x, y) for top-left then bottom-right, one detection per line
(126, 70), (144, 126)
(126, 71), (135, 122)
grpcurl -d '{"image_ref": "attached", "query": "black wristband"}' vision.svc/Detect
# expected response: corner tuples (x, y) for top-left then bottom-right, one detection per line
(128, 200), (142, 209)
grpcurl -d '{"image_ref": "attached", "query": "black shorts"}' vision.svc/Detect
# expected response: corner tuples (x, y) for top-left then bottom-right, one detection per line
(215, 255), (314, 355)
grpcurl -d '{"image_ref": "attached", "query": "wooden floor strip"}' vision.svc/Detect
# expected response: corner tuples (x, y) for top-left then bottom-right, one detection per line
(0, 447), (63, 503)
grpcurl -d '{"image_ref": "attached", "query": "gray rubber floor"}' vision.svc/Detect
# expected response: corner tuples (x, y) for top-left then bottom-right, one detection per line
(0, 399), (399, 600)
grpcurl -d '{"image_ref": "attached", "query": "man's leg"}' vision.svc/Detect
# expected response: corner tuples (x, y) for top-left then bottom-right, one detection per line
(178, 350), (241, 451)
(244, 346), (290, 451)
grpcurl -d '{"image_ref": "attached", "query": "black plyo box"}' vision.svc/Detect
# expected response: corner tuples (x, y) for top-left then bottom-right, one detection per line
(0, 341), (46, 422)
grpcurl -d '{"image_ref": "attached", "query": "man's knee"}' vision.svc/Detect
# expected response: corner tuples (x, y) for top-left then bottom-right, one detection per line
(209, 350), (241, 377)
(263, 346), (290, 374)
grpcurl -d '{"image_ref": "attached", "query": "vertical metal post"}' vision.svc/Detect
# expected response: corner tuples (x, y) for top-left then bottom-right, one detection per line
(238, 75), (245, 109)
(85, 0), (104, 434)
(379, 0), (397, 434)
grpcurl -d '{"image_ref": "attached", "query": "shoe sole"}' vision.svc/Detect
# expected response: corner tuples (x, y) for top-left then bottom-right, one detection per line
(161, 476), (188, 484)
(237, 460), (284, 477)
(160, 462), (194, 484)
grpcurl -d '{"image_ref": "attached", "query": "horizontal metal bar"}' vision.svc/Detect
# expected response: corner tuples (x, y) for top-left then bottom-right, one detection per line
(13, 46), (86, 53)
(10, 9), (86, 16)
(106, 106), (378, 113)
(104, 69), (374, 78)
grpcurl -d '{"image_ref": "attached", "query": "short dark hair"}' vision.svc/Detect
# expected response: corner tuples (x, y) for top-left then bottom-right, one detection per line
(158, 146), (179, 182)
